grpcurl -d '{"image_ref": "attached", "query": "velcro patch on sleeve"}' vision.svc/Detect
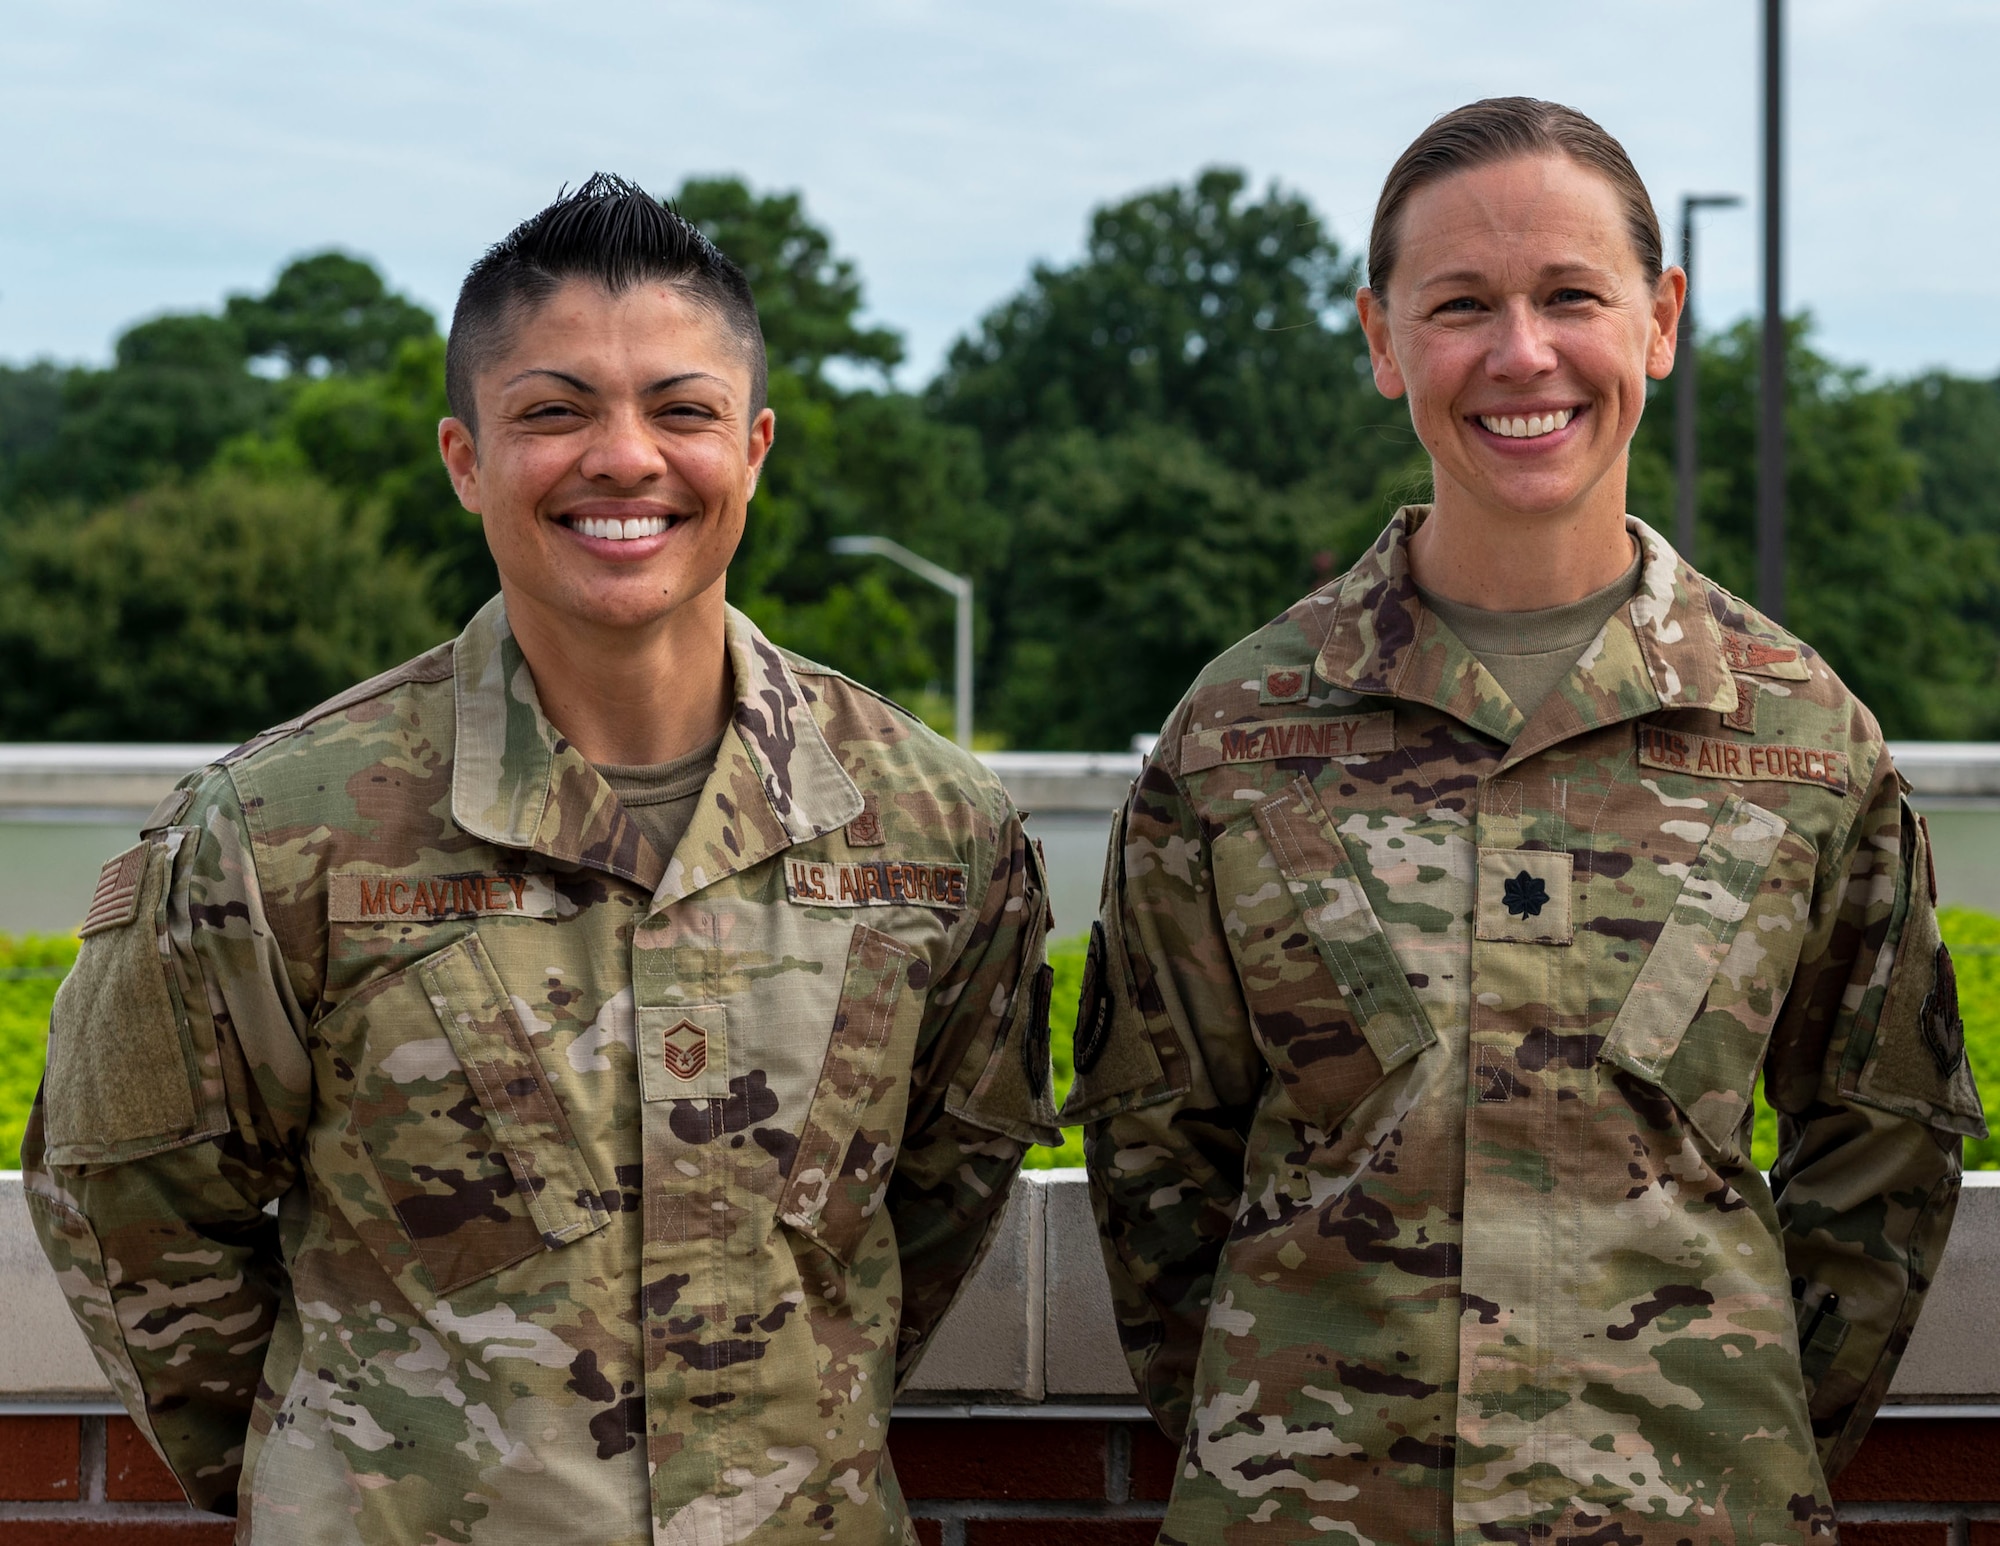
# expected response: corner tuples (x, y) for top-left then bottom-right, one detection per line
(1638, 723), (1848, 794)
(1181, 712), (1395, 772)
(784, 857), (968, 910)
(79, 844), (148, 937)
(328, 872), (564, 923)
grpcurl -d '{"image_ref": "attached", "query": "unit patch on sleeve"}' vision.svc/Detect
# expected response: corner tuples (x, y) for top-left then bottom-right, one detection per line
(327, 872), (565, 923)
(1180, 712), (1395, 772)
(785, 858), (968, 910)
(1259, 665), (1312, 705)
(1637, 723), (1848, 793)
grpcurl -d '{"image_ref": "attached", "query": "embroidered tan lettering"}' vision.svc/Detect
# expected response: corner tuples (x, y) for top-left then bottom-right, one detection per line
(785, 859), (970, 910)
(1180, 712), (1394, 772)
(1637, 724), (1847, 793)
(329, 872), (553, 924)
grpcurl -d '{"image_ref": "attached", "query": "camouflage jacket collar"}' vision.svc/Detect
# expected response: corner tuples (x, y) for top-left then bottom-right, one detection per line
(450, 597), (863, 900)
(1312, 507), (1739, 762)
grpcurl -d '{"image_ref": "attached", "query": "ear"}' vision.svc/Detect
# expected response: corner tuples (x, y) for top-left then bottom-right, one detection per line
(1355, 288), (1407, 400)
(1646, 267), (1689, 381)
(439, 418), (481, 513)
(744, 407), (776, 500)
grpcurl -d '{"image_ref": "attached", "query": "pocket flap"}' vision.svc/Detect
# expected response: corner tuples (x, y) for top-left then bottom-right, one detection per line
(417, 935), (610, 1249)
(1251, 777), (1438, 1074)
(1600, 796), (1788, 1083)
(780, 925), (916, 1263)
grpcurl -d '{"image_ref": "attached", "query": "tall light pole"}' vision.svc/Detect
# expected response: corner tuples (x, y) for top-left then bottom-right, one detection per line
(1674, 193), (1743, 562)
(1759, 0), (1786, 621)
(829, 536), (975, 747)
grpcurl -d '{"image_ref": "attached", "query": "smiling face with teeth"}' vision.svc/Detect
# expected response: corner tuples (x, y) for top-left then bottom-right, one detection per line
(439, 279), (775, 647)
(1355, 154), (1683, 583)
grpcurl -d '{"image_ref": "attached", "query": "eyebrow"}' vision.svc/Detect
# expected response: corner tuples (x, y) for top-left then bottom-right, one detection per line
(1416, 262), (1608, 290)
(501, 367), (730, 395)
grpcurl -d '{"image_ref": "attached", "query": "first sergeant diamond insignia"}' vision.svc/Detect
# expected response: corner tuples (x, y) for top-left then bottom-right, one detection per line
(661, 1018), (708, 1082)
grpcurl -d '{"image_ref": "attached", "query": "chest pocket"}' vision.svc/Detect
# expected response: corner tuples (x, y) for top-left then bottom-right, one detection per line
(319, 932), (609, 1297)
(1215, 776), (1439, 1135)
(1598, 795), (1818, 1156)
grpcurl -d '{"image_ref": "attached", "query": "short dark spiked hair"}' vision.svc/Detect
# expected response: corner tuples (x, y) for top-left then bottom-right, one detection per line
(445, 173), (767, 432)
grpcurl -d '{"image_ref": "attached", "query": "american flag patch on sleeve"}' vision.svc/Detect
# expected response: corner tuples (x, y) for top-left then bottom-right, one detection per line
(80, 844), (148, 937)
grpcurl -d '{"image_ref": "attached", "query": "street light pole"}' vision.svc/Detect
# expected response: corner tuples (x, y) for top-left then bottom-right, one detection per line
(1674, 193), (1743, 562)
(829, 536), (975, 748)
(1759, 0), (1787, 621)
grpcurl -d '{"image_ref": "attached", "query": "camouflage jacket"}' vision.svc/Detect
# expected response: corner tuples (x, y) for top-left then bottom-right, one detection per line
(1066, 510), (1984, 1545)
(24, 597), (1059, 1546)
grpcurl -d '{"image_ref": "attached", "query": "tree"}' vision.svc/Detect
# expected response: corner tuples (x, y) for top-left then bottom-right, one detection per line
(928, 168), (1411, 745)
(992, 423), (1351, 747)
(0, 469), (443, 741)
(930, 167), (1405, 496)
(675, 178), (903, 384)
(224, 251), (437, 377)
(9, 314), (275, 506)
(1633, 319), (2000, 738)
(672, 177), (994, 717)
(227, 335), (495, 626)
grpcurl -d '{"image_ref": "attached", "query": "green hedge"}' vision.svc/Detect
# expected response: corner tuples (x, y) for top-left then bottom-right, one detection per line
(5, 922), (1995, 1171)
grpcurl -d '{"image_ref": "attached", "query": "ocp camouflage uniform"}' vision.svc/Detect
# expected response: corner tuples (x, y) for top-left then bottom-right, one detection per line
(1067, 510), (1985, 1544)
(24, 598), (1059, 1545)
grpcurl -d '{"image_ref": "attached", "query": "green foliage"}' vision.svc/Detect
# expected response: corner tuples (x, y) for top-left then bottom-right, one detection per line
(0, 469), (445, 741)
(0, 934), (75, 1169)
(675, 178), (903, 383)
(994, 424), (1365, 747)
(227, 335), (496, 627)
(224, 251), (436, 377)
(932, 168), (1417, 749)
(1633, 320), (2000, 739)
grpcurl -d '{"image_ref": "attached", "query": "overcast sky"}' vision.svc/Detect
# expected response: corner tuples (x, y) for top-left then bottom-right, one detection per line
(4, 0), (1995, 386)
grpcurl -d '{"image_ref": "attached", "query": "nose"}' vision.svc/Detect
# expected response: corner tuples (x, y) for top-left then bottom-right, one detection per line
(578, 403), (667, 488)
(1487, 297), (1559, 381)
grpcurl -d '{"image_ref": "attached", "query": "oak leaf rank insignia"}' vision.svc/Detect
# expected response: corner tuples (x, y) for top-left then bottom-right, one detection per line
(1503, 871), (1550, 919)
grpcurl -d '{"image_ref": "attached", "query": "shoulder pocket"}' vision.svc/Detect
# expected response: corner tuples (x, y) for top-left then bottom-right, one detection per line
(44, 835), (226, 1169)
(1057, 803), (1183, 1126)
(323, 931), (609, 1297)
(1840, 802), (1988, 1138)
(781, 924), (924, 1263)
(947, 835), (1064, 1148)
(1220, 776), (1437, 1136)
(1599, 796), (1815, 1155)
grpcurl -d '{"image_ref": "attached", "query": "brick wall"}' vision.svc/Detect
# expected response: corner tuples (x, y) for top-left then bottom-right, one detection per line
(2, 1412), (1993, 1543)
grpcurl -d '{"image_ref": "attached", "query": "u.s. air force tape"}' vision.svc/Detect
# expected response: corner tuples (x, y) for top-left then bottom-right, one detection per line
(1637, 723), (1848, 794)
(784, 857), (968, 910)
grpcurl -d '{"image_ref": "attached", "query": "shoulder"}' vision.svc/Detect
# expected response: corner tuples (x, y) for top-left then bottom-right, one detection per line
(784, 649), (1015, 836)
(1694, 574), (1889, 769)
(184, 638), (459, 821)
(1152, 580), (1359, 779)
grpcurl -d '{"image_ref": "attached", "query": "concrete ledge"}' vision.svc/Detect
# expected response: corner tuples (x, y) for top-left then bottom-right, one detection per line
(6, 1171), (1995, 1413)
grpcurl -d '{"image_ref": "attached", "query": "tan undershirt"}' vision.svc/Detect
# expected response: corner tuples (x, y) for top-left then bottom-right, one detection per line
(595, 733), (724, 865)
(1416, 545), (1643, 723)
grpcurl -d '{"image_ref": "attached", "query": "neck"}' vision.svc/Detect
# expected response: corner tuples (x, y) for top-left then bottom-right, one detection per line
(501, 582), (733, 766)
(1408, 472), (1635, 612)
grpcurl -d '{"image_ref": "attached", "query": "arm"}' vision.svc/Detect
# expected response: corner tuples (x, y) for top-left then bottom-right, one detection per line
(1063, 761), (1263, 1440)
(889, 807), (1060, 1381)
(24, 771), (310, 1514)
(1764, 756), (1985, 1477)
